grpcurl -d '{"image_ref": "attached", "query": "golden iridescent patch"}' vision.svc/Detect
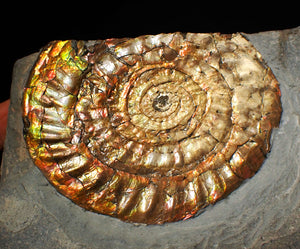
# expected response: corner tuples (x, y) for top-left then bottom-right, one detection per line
(23, 33), (282, 224)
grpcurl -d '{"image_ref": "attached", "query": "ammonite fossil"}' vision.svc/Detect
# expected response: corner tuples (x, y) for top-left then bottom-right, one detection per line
(23, 33), (282, 224)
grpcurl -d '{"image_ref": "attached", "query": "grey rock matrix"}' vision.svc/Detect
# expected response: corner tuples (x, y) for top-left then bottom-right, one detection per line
(0, 26), (299, 248)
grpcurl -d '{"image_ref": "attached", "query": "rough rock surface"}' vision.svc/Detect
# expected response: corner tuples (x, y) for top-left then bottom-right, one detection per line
(0, 27), (299, 248)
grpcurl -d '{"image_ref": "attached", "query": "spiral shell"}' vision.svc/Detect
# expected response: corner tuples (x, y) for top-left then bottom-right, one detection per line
(23, 33), (282, 224)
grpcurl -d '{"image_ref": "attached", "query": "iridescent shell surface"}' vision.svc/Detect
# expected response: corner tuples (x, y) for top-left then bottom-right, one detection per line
(23, 33), (282, 224)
